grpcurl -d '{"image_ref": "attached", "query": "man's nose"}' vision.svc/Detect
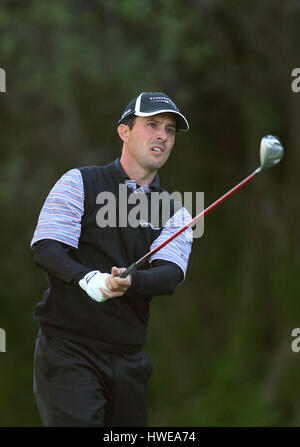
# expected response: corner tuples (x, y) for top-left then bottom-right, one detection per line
(156, 127), (168, 141)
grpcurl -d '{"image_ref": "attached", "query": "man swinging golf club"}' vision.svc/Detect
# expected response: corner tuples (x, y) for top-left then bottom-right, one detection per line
(31, 89), (284, 427)
(31, 92), (193, 427)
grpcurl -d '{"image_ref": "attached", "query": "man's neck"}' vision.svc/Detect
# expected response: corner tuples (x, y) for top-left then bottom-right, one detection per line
(120, 154), (156, 186)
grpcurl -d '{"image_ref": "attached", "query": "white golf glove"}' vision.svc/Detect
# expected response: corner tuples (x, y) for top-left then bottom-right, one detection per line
(79, 270), (111, 303)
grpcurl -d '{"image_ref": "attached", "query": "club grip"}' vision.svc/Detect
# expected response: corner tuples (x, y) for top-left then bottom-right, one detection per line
(118, 263), (137, 278)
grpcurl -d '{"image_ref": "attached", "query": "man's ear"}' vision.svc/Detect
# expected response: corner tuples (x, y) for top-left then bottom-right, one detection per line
(117, 124), (130, 143)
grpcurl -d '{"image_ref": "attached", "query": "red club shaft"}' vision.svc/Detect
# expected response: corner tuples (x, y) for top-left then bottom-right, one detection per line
(119, 167), (261, 278)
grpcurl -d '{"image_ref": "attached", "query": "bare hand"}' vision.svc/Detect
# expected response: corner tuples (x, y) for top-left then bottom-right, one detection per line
(99, 266), (132, 299)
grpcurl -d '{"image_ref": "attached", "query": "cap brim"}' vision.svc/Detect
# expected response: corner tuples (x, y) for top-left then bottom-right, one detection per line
(134, 109), (189, 131)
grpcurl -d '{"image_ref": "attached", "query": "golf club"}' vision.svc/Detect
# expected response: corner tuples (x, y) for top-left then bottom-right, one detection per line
(118, 134), (284, 278)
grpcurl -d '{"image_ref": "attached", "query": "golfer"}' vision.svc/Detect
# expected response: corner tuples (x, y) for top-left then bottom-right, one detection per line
(31, 91), (193, 427)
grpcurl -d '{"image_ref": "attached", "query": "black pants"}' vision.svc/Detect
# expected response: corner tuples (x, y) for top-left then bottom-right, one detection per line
(33, 330), (152, 427)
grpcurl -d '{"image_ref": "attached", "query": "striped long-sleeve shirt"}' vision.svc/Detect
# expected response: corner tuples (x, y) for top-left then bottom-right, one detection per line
(31, 169), (192, 279)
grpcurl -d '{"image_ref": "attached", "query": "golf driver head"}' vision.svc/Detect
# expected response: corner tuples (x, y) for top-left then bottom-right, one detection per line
(260, 135), (284, 170)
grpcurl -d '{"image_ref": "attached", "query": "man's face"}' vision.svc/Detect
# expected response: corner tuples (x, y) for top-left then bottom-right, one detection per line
(123, 113), (177, 172)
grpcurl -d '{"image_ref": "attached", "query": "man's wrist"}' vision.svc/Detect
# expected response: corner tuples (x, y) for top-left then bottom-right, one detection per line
(71, 268), (92, 287)
(126, 270), (138, 293)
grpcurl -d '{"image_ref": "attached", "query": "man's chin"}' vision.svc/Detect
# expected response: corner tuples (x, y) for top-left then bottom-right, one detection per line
(148, 155), (168, 170)
(148, 161), (164, 172)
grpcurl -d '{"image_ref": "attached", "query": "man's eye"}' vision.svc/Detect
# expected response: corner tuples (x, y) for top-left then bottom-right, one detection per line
(167, 128), (175, 135)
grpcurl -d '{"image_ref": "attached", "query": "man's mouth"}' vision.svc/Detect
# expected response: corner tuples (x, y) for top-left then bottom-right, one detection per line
(151, 146), (165, 153)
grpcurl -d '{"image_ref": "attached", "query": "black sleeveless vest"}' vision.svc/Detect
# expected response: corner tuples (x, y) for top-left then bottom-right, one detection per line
(33, 158), (175, 351)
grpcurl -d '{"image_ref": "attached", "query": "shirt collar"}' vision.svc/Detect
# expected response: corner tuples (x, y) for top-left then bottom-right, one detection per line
(113, 158), (161, 192)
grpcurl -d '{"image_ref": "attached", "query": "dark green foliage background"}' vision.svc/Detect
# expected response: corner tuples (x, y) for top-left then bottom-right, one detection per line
(0, 0), (299, 426)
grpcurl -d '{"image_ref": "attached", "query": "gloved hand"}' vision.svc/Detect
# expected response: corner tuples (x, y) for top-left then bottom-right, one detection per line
(79, 270), (111, 303)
